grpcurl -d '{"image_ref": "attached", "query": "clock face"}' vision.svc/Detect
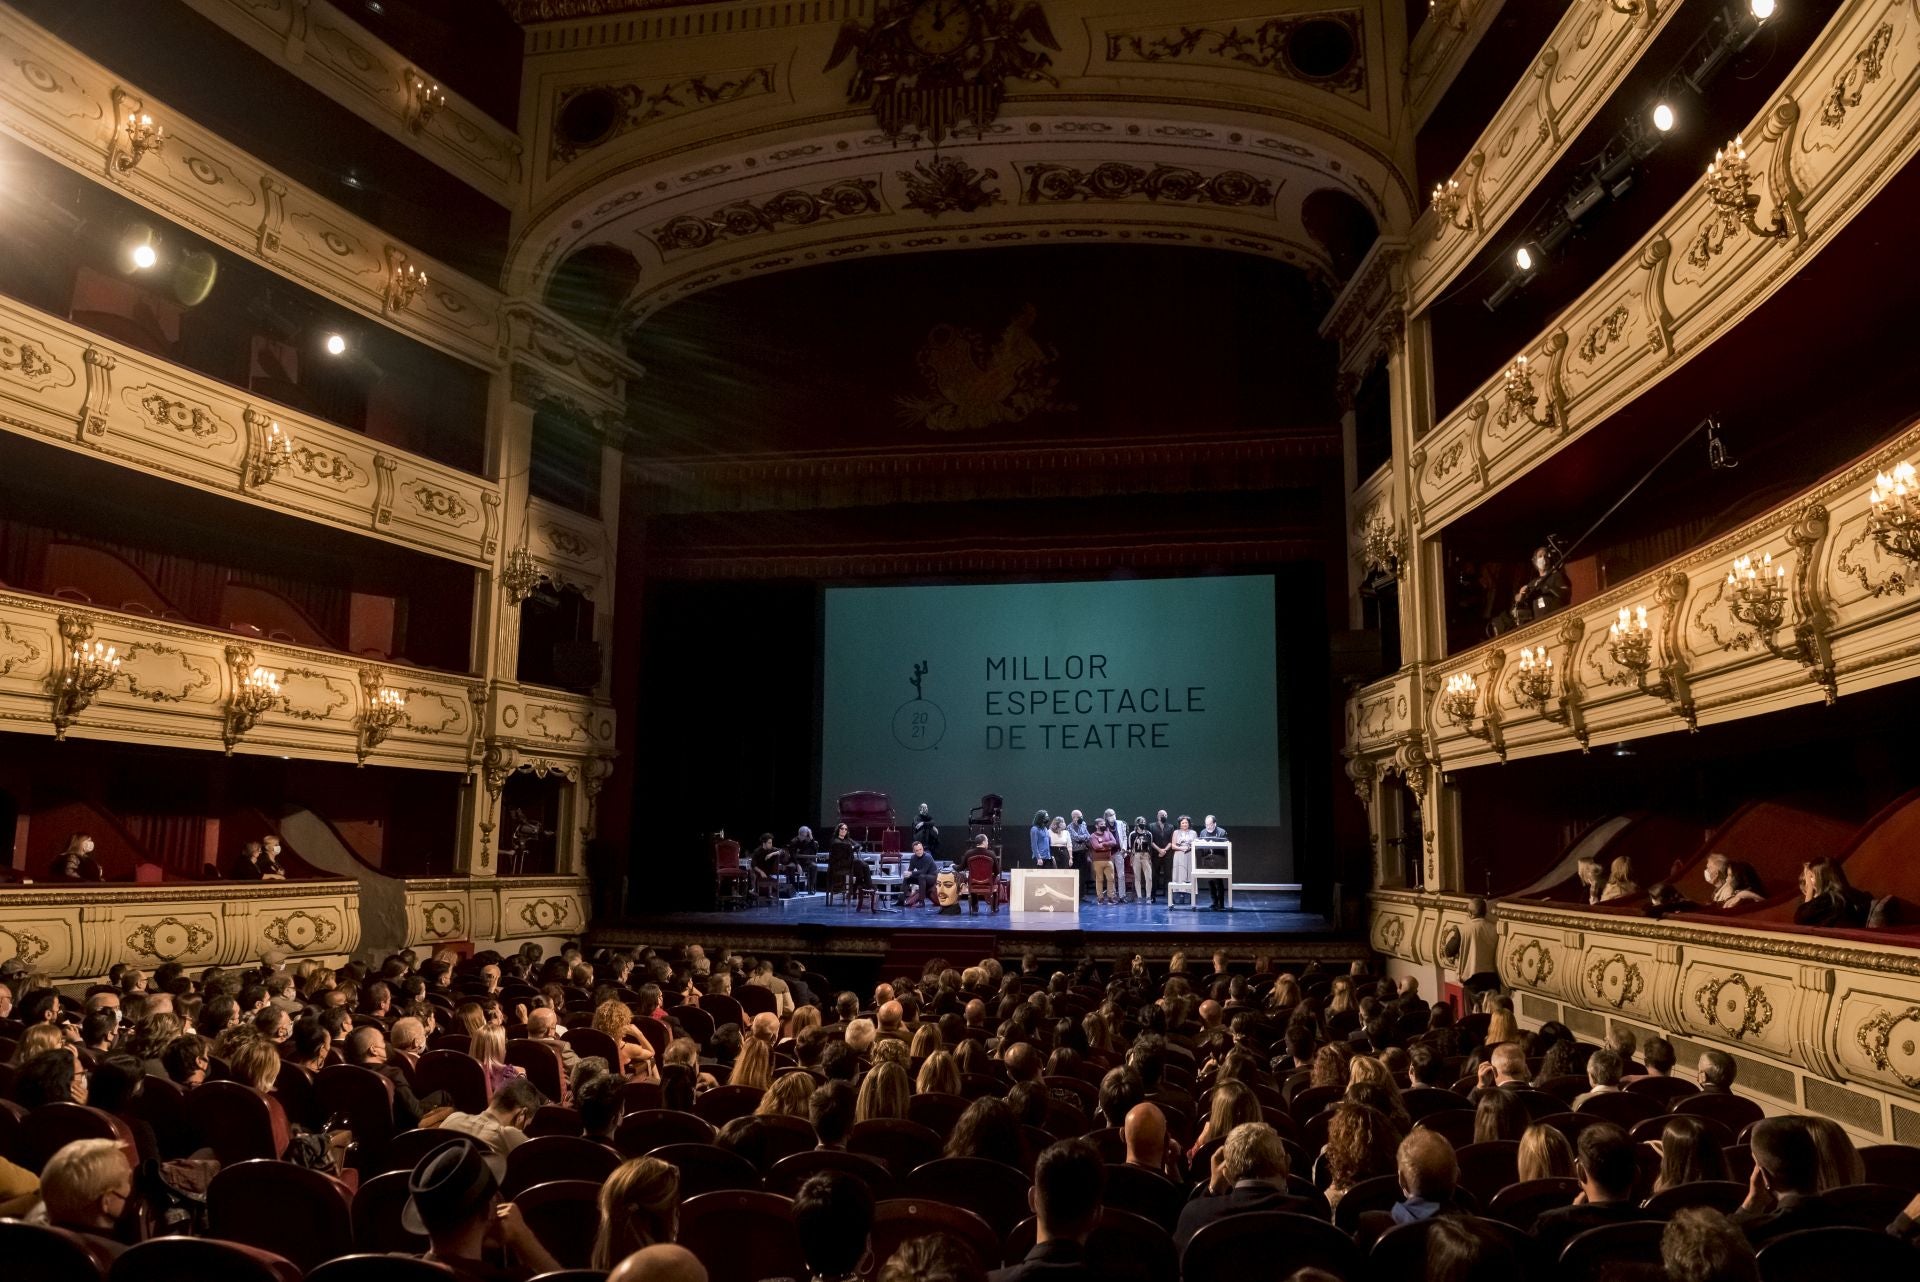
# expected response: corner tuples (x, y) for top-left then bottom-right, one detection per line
(906, 0), (977, 57)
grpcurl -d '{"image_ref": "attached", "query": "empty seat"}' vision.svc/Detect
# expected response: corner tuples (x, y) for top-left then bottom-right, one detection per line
(515, 1179), (603, 1268)
(208, 1159), (354, 1274)
(615, 1109), (716, 1157)
(1641, 1179), (1747, 1219)
(1859, 1144), (1920, 1191)
(504, 1135), (623, 1198)
(1674, 1092), (1764, 1133)
(412, 1051), (489, 1115)
(0, 1218), (118, 1280)
(1454, 1140), (1520, 1206)
(692, 1084), (764, 1127)
(1558, 1220), (1666, 1282)
(766, 1148), (896, 1197)
(20, 1103), (135, 1173)
(646, 1141), (761, 1197)
(1102, 1162), (1185, 1231)
(906, 1091), (969, 1138)
(317, 1064), (398, 1169)
(1823, 1182), (1919, 1230)
(1181, 1210), (1361, 1282)
(1485, 1176), (1578, 1231)
(677, 1190), (806, 1282)
(901, 1156), (1032, 1239)
(848, 1118), (945, 1178)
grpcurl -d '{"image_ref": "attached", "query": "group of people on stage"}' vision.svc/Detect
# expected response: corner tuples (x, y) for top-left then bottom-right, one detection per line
(736, 802), (1234, 911)
(1028, 809), (1231, 910)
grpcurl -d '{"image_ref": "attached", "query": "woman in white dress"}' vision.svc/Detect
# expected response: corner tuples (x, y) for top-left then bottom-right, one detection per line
(1169, 815), (1196, 906)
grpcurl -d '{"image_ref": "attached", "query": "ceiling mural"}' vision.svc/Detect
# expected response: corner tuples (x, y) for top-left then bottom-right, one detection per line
(622, 244), (1338, 460)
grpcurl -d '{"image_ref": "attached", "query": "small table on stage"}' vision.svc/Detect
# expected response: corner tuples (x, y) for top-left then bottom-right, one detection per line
(1011, 869), (1081, 917)
(1169, 839), (1234, 909)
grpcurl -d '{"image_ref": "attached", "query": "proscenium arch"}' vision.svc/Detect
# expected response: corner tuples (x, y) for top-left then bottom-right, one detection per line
(506, 104), (1417, 336)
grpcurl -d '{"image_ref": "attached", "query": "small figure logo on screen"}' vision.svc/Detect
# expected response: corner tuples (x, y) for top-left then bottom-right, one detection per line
(892, 659), (947, 750)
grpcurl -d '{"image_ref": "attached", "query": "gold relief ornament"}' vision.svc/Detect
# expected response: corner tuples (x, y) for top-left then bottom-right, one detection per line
(1855, 1004), (1920, 1089)
(518, 898), (571, 932)
(420, 902), (464, 939)
(0, 924), (52, 967)
(261, 910), (337, 951)
(824, 0), (1061, 144)
(1585, 953), (1647, 1009)
(1692, 972), (1775, 1041)
(125, 916), (215, 962)
(1508, 938), (1556, 987)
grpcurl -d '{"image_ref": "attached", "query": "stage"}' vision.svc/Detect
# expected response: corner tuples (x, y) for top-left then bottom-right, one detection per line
(594, 889), (1369, 972)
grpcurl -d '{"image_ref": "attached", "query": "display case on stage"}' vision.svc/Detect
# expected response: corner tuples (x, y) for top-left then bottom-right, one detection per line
(1011, 869), (1080, 917)
(1169, 840), (1234, 909)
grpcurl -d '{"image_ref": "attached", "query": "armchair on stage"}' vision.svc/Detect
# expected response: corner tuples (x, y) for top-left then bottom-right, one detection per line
(712, 836), (751, 910)
(963, 849), (1006, 914)
(1168, 839), (1234, 909)
(967, 794), (1003, 841)
(836, 791), (896, 846)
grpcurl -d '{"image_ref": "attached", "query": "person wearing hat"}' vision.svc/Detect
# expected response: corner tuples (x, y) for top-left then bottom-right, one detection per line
(405, 1136), (562, 1281)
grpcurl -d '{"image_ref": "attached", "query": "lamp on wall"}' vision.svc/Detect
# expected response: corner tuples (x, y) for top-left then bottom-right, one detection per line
(246, 418), (294, 487)
(1867, 460), (1920, 566)
(117, 109), (163, 172)
(405, 72), (446, 133)
(1514, 645), (1555, 708)
(1500, 355), (1559, 430)
(52, 628), (121, 739)
(1607, 605), (1653, 676)
(1726, 552), (1787, 632)
(1439, 672), (1480, 728)
(358, 675), (408, 762)
(224, 662), (281, 753)
(1704, 135), (1791, 243)
(1429, 178), (1470, 229)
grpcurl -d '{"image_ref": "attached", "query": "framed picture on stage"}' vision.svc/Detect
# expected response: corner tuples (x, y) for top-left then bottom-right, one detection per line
(1011, 869), (1080, 917)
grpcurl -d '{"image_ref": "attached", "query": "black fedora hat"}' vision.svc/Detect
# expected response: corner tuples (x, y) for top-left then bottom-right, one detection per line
(401, 1136), (507, 1235)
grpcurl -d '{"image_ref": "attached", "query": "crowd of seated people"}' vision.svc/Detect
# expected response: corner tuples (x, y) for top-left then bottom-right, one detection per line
(28, 830), (309, 884)
(1, 945), (1919, 1281)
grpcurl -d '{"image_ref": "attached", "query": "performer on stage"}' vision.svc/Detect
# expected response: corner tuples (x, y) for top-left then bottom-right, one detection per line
(1049, 815), (1073, 870)
(1100, 808), (1124, 897)
(747, 833), (785, 899)
(1149, 810), (1175, 891)
(1067, 811), (1091, 900)
(1029, 811), (1053, 868)
(1128, 815), (1153, 902)
(1197, 815), (1229, 911)
(789, 825), (819, 891)
(912, 804), (940, 856)
(1088, 818), (1119, 904)
(906, 840), (940, 908)
(1169, 815), (1196, 906)
(827, 821), (869, 892)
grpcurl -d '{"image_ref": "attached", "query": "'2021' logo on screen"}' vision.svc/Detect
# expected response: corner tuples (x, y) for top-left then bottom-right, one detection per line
(892, 660), (947, 751)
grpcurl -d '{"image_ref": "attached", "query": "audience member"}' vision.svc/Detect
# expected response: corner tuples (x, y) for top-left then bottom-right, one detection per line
(38, 1138), (134, 1261)
(1662, 1207), (1760, 1282)
(792, 1171), (873, 1282)
(1731, 1116), (1841, 1246)
(440, 1078), (545, 1155)
(1531, 1123), (1646, 1258)
(1353, 1128), (1467, 1249)
(991, 1139), (1102, 1280)
(592, 1156), (680, 1268)
(404, 1136), (561, 1280)
(1174, 1122), (1321, 1248)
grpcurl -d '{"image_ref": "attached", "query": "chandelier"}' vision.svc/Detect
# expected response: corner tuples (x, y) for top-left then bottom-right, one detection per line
(1868, 460), (1920, 565)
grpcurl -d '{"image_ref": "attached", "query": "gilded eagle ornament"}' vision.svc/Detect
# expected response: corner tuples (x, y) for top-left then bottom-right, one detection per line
(824, 0), (1060, 144)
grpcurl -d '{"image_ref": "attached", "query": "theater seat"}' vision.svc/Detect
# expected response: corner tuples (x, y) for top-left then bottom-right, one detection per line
(108, 1237), (302, 1282)
(0, 1219), (117, 1280)
(306, 1256), (458, 1281)
(614, 1109), (716, 1157)
(901, 1156), (1032, 1238)
(514, 1179), (603, 1268)
(869, 1198), (1001, 1273)
(502, 1135), (622, 1198)
(1181, 1211), (1360, 1282)
(677, 1190), (806, 1282)
(765, 1148), (895, 1197)
(208, 1160), (355, 1273)
(1756, 1226), (1917, 1282)
(1005, 1206), (1174, 1281)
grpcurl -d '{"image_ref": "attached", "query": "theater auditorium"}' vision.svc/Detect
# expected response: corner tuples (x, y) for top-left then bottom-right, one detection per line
(0, 0), (1918, 1279)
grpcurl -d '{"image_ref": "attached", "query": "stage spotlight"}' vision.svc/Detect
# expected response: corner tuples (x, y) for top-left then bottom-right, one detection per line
(1653, 102), (1676, 132)
(1749, 0), (1775, 19)
(324, 332), (347, 356)
(125, 225), (158, 270)
(130, 242), (156, 270)
(1515, 245), (1535, 273)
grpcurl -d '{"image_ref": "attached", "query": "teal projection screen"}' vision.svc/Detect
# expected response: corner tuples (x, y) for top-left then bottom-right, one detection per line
(820, 575), (1291, 880)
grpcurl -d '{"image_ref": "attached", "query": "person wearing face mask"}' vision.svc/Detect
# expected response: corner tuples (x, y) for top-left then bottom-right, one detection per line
(1505, 545), (1571, 631)
(39, 1139), (138, 1261)
(258, 834), (289, 880)
(48, 832), (106, 881)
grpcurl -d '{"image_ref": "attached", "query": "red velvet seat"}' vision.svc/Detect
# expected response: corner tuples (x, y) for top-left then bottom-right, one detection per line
(1623, 1076), (1698, 1106)
(621, 1079), (663, 1113)
(1823, 1182), (1919, 1230)
(750, 1112), (818, 1168)
(1402, 1086), (1473, 1120)
(125, 1074), (195, 1160)
(1756, 1226), (1917, 1282)
(765, 1148), (895, 1197)
(1628, 1113), (1735, 1148)
(1535, 1111), (1606, 1149)
(514, 1179), (603, 1268)
(503, 1135), (623, 1198)
(647, 1141), (761, 1197)
(1415, 1109), (1478, 1147)
(848, 1117), (944, 1178)
(1641, 1179), (1747, 1219)
(507, 1039), (566, 1104)
(1454, 1140), (1520, 1206)
(352, 1168), (429, 1254)
(207, 1159), (354, 1273)
(677, 1190), (807, 1282)
(1674, 1092), (1764, 1133)
(306, 1256), (457, 1281)
(380, 1127), (465, 1176)
(563, 1027), (620, 1065)
(1859, 1143), (1920, 1190)
(1181, 1211), (1360, 1282)
(873, 1197), (1002, 1272)
(692, 1083), (764, 1126)
(736, 984), (777, 1017)
(412, 1050), (489, 1114)
(21, 1103), (137, 1173)
(1369, 1215), (1541, 1278)
(526, 1105), (583, 1138)
(1327, 1172), (1403, 1233)
(900, 1156), (1031, 1238)
(1486, 1175), (1579, 1231)
(1557, 1220), (1666, 1279)
(317, 1063), (398, 1169)
(108, 1236), (302, 1282)
(1575, 1092), (1662, 1127)
(0, 1218), (118, 1280)
(615, 1108), (716, 1157)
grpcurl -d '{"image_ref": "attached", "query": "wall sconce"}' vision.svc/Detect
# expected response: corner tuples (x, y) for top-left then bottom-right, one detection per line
(1429, 178), (1471, 230)
(406, 73), (447, 133)
(224, 662), (281, 753)
(52, 622), (120, 739)
(246, 419), (294, 488)
(1500, 355), (1558, 430)
(1606, 606), (1652, 677)
(1704, 135), (1790, 243)
(1358, 513), (1404, 578)
(1513, 645), (1555, 708)
(1726, 547), (1837, 701)
(118, 110), (163, 172)
(1439, 673), (1480, 728)
(389, 262), (428, 313)
(500, 545), (542, 606)
(1867, 459), (1920, 566)
(358, 678), (408, 762)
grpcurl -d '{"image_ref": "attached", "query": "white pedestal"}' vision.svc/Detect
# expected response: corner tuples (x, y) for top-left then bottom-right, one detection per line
(1011, 869), (1082, 917)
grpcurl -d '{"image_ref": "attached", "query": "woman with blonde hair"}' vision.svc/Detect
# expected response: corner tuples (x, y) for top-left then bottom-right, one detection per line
(1310, 1043), (1352, 1089)
(909, 1023), (941, 1060)
(471, 1025), (524, 1097)
(594, 999), (659, 1081)
(1517, 1122), (1575, 1182)
(729, 1037), (773, 1091)
(916, 1050), (962, 1097)
(1188, 1079), (1262, 1162)
(454, 1001), (487, 1039)
(1481, 1008), (1518, 1049)
(786, 1004), (821, 1043)
(229, 1035), (282, 1094)
(590, 1156), (680, 1269)
(11, 1022), (67, 1065)
(1599, 855), (1640, 902)
(856, 1061), (911, 1123)
(756, 1071), (815, 1119)
(1265, 974), (1302, 1012)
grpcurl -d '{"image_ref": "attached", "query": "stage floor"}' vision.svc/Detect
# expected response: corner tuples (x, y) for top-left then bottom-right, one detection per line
(643, 889), (1333, 936)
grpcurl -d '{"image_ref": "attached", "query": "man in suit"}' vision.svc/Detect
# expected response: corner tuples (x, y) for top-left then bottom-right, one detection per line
(1173, 1122), (1324, 1250)
(991, 1138), (1103, 1280)
(1572, 1048), (1627, 1111)
(1354, 1128), (1472, 1250)
(1730, 1117), (1842, 1247)
(1532, 1123), (1651, 1258)
(1476, 1042), (1532, 1091)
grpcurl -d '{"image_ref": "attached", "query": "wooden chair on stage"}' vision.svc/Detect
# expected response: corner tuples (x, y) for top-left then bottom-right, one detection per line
(836, 791), (895, 846)
(713, 837), (751, 911)
(968, 794), (1004, 841)
(964, 851), (1004, 914)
